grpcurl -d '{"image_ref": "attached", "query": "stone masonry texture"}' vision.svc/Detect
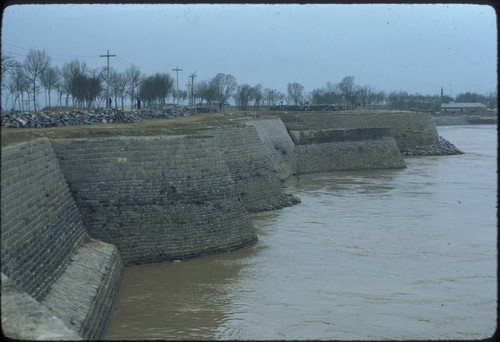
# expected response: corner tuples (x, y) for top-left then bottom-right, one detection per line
(291, 128), (406, 174)
(1, 138), (124, 340)
(1, 138), (88, 300)
(50, 135), (258, 266)
(280, 111), (440, 150)
(195, 125), (299, 212)
(235, 117), (297, 180)
(0, 114), (442, 339)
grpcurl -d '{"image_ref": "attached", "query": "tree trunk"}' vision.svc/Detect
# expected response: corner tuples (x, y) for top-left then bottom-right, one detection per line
(33, 82), (37, 113)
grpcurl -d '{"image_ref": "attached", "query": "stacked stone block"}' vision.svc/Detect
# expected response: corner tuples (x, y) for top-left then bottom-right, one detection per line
(1, 138), (88, 300)
(51, 135), (257, 266)
(1, 138), (124, 340)
(196, 125), (299, 212)
(235, 117), (297, 180)
(281, 111), (440, 150)
(41, 239), (124, 340)
(292, 128), (406, 174)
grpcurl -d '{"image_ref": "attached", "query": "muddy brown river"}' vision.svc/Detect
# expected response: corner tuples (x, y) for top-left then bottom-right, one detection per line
(106, 125), (497, 340)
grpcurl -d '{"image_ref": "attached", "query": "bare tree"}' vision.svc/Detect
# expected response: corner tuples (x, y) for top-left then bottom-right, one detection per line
(86, 69), (104, 108)
(5, 78), (16, 110)
(71, 71), (103, 108)
(138, 73), (174, 108)
(124, 64), (143, 108)
(11, 64), (30, 111)
(23, 49), (50, 112)
(251, 84), (263, 108)
(61, 59), (87, 107)
(1, 56), (21, 110)
(196, 79), (217, 107)
(264, 88), (277, 107)
(234, 83), (253, 110)
(338, 76), (358, 109)
(211, 73), (237, 110)
(108, 70), (126, 109)
(355, 85), (373, 108)
(1, 53), (18, 79)
(310, 82), (337, 105)
(177, 90), (188, 105)
(287, 82), (304, 105)
(40, 66), (60, 109)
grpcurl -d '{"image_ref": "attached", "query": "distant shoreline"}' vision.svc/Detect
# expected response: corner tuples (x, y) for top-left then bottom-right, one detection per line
(432, 115), (497, 126)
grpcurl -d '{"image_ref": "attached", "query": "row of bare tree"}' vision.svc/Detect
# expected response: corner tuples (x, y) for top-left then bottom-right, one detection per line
(1, 49), (496, 112)
(1, 50), (145, 111)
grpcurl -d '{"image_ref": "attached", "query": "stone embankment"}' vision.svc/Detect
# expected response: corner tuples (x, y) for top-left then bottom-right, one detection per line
(279, 111), (442, 151)
(234, 116), (297, 181)
(51, 135), (258, 266)
(1, 138), (124, 340)
(195, 125), (300, 212)
(290, 127), (406, 173)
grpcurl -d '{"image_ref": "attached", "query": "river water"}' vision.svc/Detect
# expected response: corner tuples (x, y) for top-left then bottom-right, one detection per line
(106, 125), (497, 340)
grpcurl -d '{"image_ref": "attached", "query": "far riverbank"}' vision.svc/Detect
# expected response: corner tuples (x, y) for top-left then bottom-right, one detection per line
(433, 115), (497, 126)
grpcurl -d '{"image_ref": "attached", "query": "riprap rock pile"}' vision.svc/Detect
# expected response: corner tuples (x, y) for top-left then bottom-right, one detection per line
(401, 136), (464, 156)
(1, 109), (140, 128)
(1, 106), (217, 129)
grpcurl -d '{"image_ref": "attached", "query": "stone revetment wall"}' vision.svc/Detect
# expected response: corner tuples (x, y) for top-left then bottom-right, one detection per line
(290, 127), (406, 173)
(234, 116), (297, 181)
(50, 135), (258, 266)
(195, 125), (299, 212)
(1, 113), (446, 339)
(1, 138), (124, 340)
(281, 111), (440, 150)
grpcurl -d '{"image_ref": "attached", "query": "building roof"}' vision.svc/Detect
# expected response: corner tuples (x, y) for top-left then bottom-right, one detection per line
(441, 102), (487, 108)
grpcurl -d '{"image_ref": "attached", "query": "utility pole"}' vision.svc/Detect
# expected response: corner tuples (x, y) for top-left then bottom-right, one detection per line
(186, 83), (191, 106)
(172, 66), (183, 105)
(100, 50), (116, 109)
(189, 72), (197, 106)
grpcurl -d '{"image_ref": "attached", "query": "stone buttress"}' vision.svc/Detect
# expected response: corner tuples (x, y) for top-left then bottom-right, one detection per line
(1, 138), (124, 340)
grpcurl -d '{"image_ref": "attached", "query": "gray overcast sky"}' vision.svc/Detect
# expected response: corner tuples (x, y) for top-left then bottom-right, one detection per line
(1, 3), (497, 97)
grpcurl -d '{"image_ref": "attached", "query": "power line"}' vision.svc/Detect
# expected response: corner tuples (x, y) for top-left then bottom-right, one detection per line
(2, 42), (100, 58)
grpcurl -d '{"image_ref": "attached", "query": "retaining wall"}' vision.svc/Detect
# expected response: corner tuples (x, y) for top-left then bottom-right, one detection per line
(280, 111), (439, 150)
(234, 116), (297, 180)
(50, 135), (257, 266)
(1, 138), (123, 340)
(195, 125), (299, 212)
(293, 128), (406, 174)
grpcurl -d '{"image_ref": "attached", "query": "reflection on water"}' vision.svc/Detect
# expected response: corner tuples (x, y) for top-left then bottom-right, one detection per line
(106, 125), (497, 340)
